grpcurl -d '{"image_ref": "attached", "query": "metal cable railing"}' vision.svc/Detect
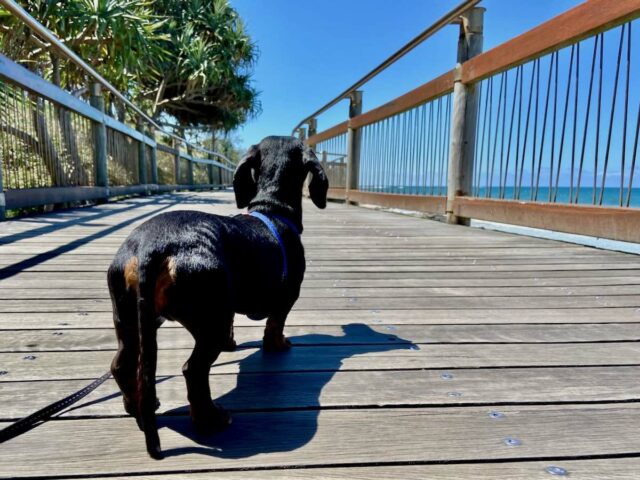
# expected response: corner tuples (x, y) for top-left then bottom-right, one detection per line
(0, 0), (236, 217)
(292, 0), (480, 135)
(298, 0), (640, 243)
(0, 0), (234, 167)
(472, 21), (640, 208)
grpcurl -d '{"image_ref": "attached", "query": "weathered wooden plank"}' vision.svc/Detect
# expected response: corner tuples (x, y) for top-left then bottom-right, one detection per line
(2, 404), (640, 477)
(2, 244), (626, 257)
(2, 323), (640, 352)
(3, 268), (639, 280)
(3, 366), (639, 420)
(2, 307), (639, 330)
(84, 458), (640, 480)
(3, 275), (640, 291)
(0, 294), (637, 313)
(1, 342), (639, 381)
(2, 284), (639, 301)
(4, 263), (639, 275)
(2, 258), (634, 271)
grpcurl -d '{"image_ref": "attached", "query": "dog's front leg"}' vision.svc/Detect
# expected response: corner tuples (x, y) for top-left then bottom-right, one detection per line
(263, 310), (292, 352)
(182, 340), (230, 433)
(221, 323), (236, 352)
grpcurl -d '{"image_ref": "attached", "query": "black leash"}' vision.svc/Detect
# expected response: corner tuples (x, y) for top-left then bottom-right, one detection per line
(0, 371), (111, 443)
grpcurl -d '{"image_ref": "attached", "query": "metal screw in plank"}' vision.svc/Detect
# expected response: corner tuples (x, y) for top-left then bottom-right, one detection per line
(489, 410), (505, 419)
(447, 391), (463, 397)
(23, 355), (37, 361)
(441, 372), (454, 380)
(503, 437), (521, 446)
(545, 466), (568, 476)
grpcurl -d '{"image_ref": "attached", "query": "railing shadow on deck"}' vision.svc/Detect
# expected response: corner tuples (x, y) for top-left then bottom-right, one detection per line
(158, 324), (417, 459)
(0, 192), (232, 280)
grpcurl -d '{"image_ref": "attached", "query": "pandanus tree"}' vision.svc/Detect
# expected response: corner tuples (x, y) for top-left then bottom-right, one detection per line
(145, 0), (260, 140)
(0, 0), (168, 184)
(0, 0), (258, 186)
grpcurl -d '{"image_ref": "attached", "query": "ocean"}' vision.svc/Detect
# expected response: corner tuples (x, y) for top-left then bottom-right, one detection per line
(365, 186), (640, 208)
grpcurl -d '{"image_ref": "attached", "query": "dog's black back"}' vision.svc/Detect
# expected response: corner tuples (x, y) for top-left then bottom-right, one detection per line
(107, 136), (328, 458)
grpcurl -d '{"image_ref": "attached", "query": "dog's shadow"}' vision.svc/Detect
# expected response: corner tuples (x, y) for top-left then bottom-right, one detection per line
(159, 323), (416, 458)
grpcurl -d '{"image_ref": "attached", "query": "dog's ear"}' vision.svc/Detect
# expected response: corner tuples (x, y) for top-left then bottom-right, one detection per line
(233, 144), (261, 208)
(303, 146), (329, 209)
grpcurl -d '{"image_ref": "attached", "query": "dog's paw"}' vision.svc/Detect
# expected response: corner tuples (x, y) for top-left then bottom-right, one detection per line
(262, 334), (292, 352)
(191, 402), (232, 434)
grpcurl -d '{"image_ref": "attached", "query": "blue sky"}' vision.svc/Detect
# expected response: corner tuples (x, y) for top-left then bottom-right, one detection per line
(231, 0), (580, 148)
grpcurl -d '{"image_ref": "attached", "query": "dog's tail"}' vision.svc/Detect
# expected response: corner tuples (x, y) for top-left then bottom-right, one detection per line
(136, 261), (163, 460)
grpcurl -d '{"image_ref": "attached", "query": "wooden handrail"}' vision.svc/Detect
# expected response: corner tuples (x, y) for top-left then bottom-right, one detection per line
(350, 70), (455, 130)
(462, 0), (640, 84)
(307, 70), (455, 145)
(306, 120), (349, 146)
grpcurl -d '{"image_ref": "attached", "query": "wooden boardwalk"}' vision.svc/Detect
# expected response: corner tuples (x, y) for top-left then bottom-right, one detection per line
(1, 190), (640, 479)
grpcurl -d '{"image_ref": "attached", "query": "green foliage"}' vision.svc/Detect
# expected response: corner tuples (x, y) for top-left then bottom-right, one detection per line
(0, 0), (259, 134)
(149, 0), (260, 131)
(0, 0), (168, 94)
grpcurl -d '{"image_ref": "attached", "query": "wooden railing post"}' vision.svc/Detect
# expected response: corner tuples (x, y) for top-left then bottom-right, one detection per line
(0, 158), (5, 220)
(149, 127), (158, 185)
(208, 151), (219, 187)
(89, 83), (108, 196)
(207, 162), (215, 186)
(296, 127), (307, 141)
(346, 90), (363, 199)
(446, 7), (484, 225)
(187, 157), (194, 186)
(136, 118), (148, 188)
(173, 139), (181, 184)
(307, 118), (317, 138)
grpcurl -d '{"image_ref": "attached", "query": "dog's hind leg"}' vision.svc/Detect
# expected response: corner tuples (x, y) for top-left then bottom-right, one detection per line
(108, 262), (141, 418)
(137, 269), (163, 459)
(111, 303), (139, 417)
(182, 317), (232, 433)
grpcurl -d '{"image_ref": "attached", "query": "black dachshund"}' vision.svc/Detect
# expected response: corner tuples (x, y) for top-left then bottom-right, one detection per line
(107, 136), (328, 459)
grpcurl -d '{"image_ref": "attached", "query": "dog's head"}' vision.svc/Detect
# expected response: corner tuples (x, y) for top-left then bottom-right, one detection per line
(233, 136), (329, 218)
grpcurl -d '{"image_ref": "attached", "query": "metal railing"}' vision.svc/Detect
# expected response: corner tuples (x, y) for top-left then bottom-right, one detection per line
(0, 0), (235, 219)
(300, 0), (640, 244)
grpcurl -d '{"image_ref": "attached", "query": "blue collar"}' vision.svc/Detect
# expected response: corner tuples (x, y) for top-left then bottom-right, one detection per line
(249, 211), (300, 281)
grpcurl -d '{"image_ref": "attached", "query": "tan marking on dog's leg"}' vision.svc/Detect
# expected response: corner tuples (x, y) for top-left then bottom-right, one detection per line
(124, 256), (139, 291)
(155, 256), (177, 313)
